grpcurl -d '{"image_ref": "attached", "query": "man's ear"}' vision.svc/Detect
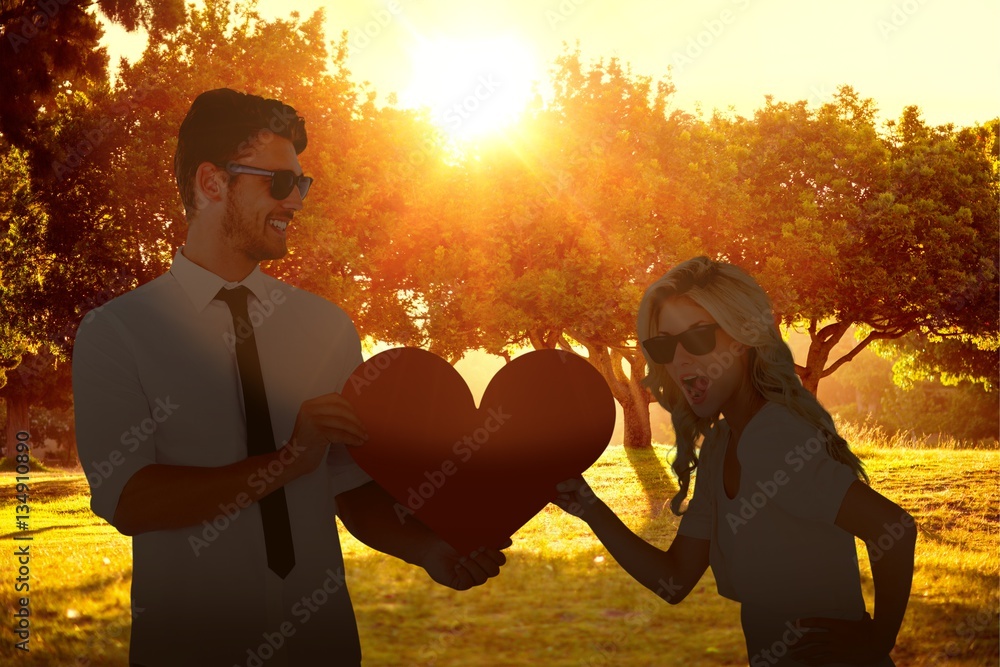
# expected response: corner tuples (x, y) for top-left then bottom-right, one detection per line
(193, 162), (227, 210)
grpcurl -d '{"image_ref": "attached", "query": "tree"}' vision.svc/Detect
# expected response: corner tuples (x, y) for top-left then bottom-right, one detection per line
(0, 0), (183, 168)
(0, 0), (182, 449)
(710, 88), (999, 394)
(874, 331), (998, 391)
(113, 0), (452, 345)
(871, 116), (1000, 389)
(383, 50), (721, 448)
(0, 351), (73, 459)
(0, 0), (393, 452)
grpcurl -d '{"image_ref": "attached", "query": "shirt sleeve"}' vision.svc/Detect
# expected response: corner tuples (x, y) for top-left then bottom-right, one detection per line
(72, 307), (156, 525)
(322, 307), (372, 499)
(677, 433), (717, 540)
(743, 408), (859, 524)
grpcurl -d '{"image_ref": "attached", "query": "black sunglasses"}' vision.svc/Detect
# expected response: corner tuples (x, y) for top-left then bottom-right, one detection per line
(642, 324), (721, 364)
(220, 161), (313, 200)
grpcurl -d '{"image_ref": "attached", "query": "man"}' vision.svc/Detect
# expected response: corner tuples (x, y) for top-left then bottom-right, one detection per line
(72, 88), (507, 666)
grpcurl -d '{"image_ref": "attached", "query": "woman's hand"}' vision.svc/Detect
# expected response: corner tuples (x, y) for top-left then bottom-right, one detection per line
(552, 476), (603, 521)
(789, 612), (893, 665)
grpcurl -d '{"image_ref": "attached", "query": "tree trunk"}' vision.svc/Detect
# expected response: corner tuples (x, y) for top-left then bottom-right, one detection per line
(800, 319), (852, 396)
(63, 416), (79, 466)
(621, 351), (653, 449)
(578, 339), (673, 516)
(2, 394), (30, 459)
(580, 342), (653, 449)
(620, 388), (652, 449)
(799, 367), (821, 396)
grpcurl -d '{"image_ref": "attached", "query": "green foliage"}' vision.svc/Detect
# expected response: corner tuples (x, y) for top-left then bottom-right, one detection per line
(1, 3), (996, 452)
(380, 48), (720, 444)
(796, 327), (997, 444)
(879, 381), (998, 444)
(705, 90), (998, 393)
(0, 453), (50, 471)
(874, 332), (999, 391)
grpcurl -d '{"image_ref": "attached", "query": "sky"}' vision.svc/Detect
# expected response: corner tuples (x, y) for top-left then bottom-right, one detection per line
(97, 0), (998, 437)
(101, 0), (999, 136)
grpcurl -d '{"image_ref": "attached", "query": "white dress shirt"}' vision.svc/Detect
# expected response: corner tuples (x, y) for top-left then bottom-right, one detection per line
(72, 247), (372, 666)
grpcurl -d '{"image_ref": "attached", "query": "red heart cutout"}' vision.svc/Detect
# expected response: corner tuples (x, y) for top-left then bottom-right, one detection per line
(343, 347), (615, 554)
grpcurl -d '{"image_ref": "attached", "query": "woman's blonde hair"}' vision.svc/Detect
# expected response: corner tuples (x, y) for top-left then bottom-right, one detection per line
(636, 256), (868, 515)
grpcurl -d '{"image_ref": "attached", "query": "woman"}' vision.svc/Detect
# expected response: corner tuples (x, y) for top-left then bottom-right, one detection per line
(554, 256), (915, 666)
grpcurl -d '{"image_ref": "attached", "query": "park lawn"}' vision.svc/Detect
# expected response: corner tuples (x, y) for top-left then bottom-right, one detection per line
(0, 442), (996, 666)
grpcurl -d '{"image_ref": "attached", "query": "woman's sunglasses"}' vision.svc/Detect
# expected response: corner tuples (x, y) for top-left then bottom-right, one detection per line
(220, 162), (313, 200)
(642, 324), (721, 364)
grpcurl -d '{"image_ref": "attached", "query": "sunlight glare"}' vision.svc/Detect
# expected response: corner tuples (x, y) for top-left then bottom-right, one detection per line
(401, 36), (539, 141)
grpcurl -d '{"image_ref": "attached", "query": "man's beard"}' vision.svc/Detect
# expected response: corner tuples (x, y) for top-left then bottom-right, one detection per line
(222, 189), (285, 262)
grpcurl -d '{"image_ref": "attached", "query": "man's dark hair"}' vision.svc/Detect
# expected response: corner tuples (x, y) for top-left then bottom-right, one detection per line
(174, 88), (307, 218)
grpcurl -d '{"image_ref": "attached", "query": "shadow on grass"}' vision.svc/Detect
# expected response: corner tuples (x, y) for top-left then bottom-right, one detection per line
(622, 445), (675, 520)
(32, 477), (92, 501)
(353, 549), (1000, 667)
(0, 523), (93, 539)
(892, 592), (1000, 665)
(343, 548), (746, 667)
(7, 544), (995, 666)
(66, 571), (133, 597)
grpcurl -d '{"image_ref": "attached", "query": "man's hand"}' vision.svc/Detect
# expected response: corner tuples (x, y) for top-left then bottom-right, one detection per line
(417, 537), (512, 591)
(284, 393), (369, 478)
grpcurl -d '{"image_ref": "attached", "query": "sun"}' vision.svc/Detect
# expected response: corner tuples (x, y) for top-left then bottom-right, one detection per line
(400, 35), (539, 141)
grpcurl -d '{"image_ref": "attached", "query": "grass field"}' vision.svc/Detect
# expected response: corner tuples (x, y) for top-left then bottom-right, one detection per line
(1, 433), (997, 666)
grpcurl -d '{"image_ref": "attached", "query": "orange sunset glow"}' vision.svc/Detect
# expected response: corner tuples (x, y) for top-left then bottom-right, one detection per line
(1, 0), (997, 665)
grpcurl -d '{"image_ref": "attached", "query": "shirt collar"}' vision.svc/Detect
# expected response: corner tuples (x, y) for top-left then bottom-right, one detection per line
(169, 247), (271, 312)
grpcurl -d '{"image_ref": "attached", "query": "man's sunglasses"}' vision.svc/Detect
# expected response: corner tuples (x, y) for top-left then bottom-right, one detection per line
(219, 162), (313, 200)
(642, 324), (721, 364)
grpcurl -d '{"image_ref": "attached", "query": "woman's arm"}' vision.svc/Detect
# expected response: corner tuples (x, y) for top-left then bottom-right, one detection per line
(793, 480), (917, 663)
(336, 480), (508, 590)
(837, 480), (917, 649)
(554, 477), (709, 603)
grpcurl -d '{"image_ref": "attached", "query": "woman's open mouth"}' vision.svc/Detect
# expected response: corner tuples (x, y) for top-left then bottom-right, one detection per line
(680, 374), (710, 404)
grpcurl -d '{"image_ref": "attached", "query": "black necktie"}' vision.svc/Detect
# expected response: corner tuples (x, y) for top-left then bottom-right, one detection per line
(216, 286), (295, 578)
